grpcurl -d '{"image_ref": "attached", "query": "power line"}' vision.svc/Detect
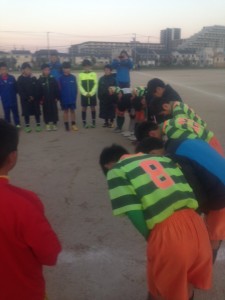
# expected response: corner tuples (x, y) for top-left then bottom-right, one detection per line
(0, 30), (159, 39)
(0, 30), (160, 53)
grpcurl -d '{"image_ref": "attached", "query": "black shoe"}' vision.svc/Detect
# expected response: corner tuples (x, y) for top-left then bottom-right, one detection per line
(189, 292), (194, 300)
(213, 240), (222, 263)
(64, 122), (69, 131)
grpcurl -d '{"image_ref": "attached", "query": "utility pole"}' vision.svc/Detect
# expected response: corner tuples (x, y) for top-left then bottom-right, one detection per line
(147, 36), (150, 66)
(47, 32), (50, 60)
(132, 33), (136, 65)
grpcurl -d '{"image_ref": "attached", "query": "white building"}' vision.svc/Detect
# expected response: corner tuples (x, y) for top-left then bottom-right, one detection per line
(178, 25), (225, 50)
(11, 50), (32, 68)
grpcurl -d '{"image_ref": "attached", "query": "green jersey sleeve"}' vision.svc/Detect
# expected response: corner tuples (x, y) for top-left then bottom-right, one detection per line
(89, 72), (98, 97)
(78, 73), (88, 96)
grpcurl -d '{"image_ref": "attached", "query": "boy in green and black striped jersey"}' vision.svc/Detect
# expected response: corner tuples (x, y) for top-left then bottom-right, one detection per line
(135, 118), (212, 143)
(101, 148), (212, 300)
(162, 117), (212, 141)
(135, 118), (224, 156)
(162, 117), (224, 155)
(151, 98), (206, 127)
(108, 154), (198, 227)
(150, 98), (224, 156)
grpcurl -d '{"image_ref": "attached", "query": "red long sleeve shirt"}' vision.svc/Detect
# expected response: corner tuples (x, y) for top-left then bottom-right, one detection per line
(0, 177), (62, 300)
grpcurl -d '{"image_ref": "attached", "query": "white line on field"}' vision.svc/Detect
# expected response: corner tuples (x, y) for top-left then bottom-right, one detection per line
(137, 71), (225, 101)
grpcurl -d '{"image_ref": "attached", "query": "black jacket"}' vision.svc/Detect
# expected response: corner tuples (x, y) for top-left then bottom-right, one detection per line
(17, 75), (40, 116)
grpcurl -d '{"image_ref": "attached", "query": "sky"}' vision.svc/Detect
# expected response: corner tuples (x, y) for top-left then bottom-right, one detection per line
(0, 0), (225, 52)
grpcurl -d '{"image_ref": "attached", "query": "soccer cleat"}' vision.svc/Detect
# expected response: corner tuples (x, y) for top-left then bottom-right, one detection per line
(108, 122), (114, 128)
(16, 124), (21, 129)
(36, 125), (42, 132)
(122, 131), (132, 137)
(24, 126), (32, 133)
(72, 124), (78, 131)
(46, 124), (51, 131)
(83, 124), (89, 129)
(128, 135), (137, 141)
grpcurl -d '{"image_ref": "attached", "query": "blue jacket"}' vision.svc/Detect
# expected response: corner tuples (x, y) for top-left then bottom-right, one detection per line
(0, 75), (17, 108)
(166, 139), (225, 184)
(49, 61), (62, 81)
(166, 138), (225, 210)
(59, 74), (77, 104)
(111, 59), (133, 84)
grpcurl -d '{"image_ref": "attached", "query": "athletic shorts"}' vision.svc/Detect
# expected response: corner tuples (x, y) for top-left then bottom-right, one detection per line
(81, 96), (96, 107)
(205, 207), (225, 241)
(115, 107), (125, 117)
(147, 209), (212, 300)
(118, 82), (130, 88)
(209, 136), (224, 156)
(61, 103), (76, 110)
(135, 110), (146, 122)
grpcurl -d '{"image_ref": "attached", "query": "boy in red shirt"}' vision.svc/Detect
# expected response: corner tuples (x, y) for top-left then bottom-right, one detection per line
(0, 119), (61, 300)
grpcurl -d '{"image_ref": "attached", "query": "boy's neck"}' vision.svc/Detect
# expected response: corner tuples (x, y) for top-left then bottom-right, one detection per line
(0, 169), (9, 177)
(0, 175), (9, 179)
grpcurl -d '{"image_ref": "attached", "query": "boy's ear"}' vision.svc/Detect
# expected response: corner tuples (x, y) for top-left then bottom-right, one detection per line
(162, 103), (170, 111)
(104, 162), (115, 171)
(7, 151), (18, 170)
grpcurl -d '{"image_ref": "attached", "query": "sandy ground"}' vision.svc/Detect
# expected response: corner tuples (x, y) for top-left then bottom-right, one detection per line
(5, 69), (225, 300)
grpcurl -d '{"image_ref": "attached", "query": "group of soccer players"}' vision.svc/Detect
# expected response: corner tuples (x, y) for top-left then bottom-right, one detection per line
(100, 78), (225, 300)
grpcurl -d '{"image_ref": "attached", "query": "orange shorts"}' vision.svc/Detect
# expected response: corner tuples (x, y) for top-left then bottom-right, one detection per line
(205, 207), (225, 241)
(147, 209), (212, 300)
(209, 136), (224, 156)
(135, 111), (146, 122)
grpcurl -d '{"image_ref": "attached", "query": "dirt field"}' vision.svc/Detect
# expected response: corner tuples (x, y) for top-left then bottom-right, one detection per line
(6, 69), (225, 300)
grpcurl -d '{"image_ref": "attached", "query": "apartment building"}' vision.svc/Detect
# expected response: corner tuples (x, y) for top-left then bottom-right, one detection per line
(178, 25), (225, 50)
(160, 28), (181, 50)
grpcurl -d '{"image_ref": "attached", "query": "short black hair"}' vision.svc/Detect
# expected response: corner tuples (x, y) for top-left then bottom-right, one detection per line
(41, 63), (50, 70)
(82, 59), (92, 67)
(62, 61), (71, 69)
(120, 50), (129, 57)
(104, 64), (112, 70)
(132, 96), (144, 111)
(136, 137), (164, 154)
(21, 62), (31, 70)
(99, 144), (129, 175)
(135, 121), (159, 142)
(0, 62), (7, 68)
(151, 97), (170, 116)
(147, 78), (165, 96)
(0, 119), (19, 168)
